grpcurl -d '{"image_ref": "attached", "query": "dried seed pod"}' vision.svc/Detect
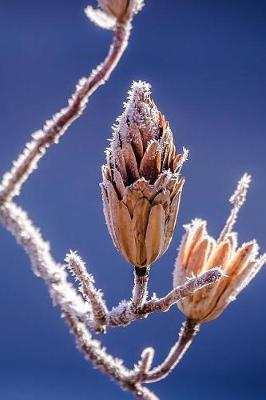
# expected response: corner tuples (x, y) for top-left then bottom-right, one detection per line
(98, 0), (144, 23)
(173, 175), (266, 323)
(101, 81), (187, 267)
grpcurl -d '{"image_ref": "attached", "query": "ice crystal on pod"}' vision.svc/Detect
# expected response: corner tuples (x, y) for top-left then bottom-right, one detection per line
(101, 81), (187, 267)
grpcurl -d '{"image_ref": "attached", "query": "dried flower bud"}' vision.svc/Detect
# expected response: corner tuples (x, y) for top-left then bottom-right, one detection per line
(173, 175), (266, 323)
(98, 0), (144, 23)
(101, 81), (187, 267)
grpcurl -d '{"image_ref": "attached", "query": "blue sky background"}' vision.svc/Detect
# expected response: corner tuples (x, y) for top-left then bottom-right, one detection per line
(0, 1), (265, 399)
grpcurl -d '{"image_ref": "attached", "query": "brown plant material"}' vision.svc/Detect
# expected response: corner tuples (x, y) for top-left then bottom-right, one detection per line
(98, 0), (144, 23)
(173, 174), (266, 323)
(101, 81), (188, 267)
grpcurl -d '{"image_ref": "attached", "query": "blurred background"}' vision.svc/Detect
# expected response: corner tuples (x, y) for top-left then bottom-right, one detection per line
(0, 0), (265, 399)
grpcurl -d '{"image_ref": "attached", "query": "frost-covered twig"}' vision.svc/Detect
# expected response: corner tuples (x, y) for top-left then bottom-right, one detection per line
(131, 267), (150, 310)
(64, 313), (158, 400)
(65, 251), (108, 332)
(0, 17), (132, 205)
(142, 319), (200, 383)
(141, 268), (223, 314)
(218, 173), (251, 242)
(132, 348), (155, 382)
(108, 268), (222, 327)
(0, 202), (95, 326)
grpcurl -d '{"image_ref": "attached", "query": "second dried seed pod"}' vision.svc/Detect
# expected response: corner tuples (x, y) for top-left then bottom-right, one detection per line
(101, 81), (187, 267)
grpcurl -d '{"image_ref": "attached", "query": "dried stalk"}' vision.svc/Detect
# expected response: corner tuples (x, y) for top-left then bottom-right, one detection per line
(142, 319), (200, 383)
(65, 251), (108, 332)
(131, 266), (150, 309)
(218, 173), (251, 242)
(0, 21), (131, 205)
(64, 313), (159, 400)
(134, 348), (155, 382)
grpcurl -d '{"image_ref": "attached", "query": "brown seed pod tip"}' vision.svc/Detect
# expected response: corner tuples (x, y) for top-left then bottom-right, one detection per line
(97, 0), (144, 22)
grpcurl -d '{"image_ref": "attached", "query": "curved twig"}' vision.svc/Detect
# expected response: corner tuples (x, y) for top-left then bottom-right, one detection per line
(142, 319), (200, 383)
(0, 21), (131, 205)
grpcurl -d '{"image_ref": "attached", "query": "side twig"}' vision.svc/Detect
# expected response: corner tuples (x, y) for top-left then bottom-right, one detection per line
(218, 173), (251, 242)
(132, 348), (155, 382)
(141, 269), (222, 314)
(65, 251), (108, 332)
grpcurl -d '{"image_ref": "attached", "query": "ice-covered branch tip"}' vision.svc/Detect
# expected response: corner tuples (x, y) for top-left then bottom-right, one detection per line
(0, 7), (135, 206)
(137, 348), (155, 377)
(230, 172), (251, 207)
(65, 251), (108, 332)
(218, 173), (251, 242)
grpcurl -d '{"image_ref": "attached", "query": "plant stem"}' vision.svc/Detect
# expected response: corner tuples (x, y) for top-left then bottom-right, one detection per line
(0, 21), (131, 205)
(143, 319), (200, 383)
(132, 266), (150, 309)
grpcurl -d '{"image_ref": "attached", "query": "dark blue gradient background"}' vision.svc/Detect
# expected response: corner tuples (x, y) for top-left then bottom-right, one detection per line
(0, 1), (265, 399)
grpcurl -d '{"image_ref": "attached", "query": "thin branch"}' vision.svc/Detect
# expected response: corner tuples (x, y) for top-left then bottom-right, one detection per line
(108, 268), (222, 327)
(141, 268), (223, 314)
(0, 201), (96, 326)
(218, 173), (251, 242)
(131, 266), (150, 310)
(65, 313), (158, 400)
(65, 250), (108, 332)
(132, 348), (155, 382)
(142, 319), (200, 383)
(0, 21), (131, 205)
